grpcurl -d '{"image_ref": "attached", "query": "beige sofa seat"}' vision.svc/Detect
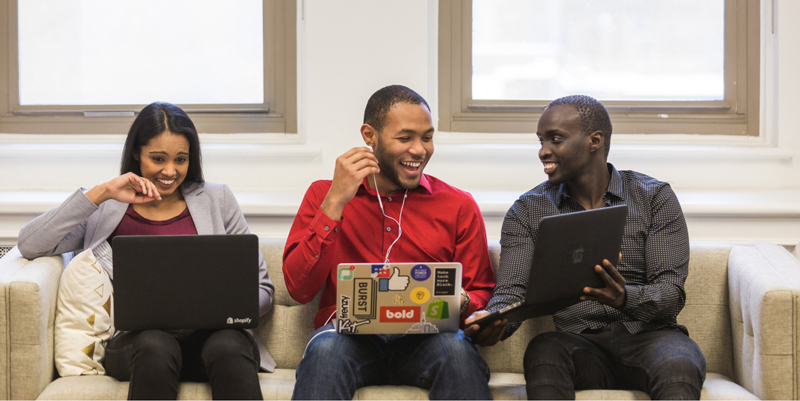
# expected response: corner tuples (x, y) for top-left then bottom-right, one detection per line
(0, 240), (798, 400)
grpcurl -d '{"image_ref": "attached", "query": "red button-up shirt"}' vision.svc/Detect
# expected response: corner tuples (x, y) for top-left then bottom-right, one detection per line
(283, 174), (496, 329)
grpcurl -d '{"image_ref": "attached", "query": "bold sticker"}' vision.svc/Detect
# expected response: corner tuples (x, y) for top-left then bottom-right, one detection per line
(338, 266), (355, 281)
(338, 318), (371, 334)
(410, 287), (431, 304)
(427, 298), (450, 319)
(371, 264), (391, 278)
(353, 278), (377, 319)
(380, 306), (421, 323)
(434, 268), (457, 296)
(410, 264), (431, 281)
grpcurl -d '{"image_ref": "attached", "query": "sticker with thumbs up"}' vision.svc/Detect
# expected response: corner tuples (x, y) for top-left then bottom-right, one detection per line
(387, 267), (410, 291)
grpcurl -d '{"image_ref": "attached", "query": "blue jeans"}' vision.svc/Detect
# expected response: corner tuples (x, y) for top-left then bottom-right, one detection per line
(524, 323), (706, 400)
(292, 324), (492, 400)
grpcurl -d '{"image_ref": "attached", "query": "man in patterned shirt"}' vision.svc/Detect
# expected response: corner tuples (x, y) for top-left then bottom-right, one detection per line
(465, 95), (706, 399)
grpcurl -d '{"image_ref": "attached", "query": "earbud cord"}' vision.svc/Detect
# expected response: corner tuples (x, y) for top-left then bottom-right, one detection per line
(372, 173), (408, 264)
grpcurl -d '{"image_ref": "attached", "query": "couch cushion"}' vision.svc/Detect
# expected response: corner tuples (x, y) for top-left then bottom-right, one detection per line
(678, 243), (734, 379)
(36, 370), (754, 400)
(54, 249), (114, 376)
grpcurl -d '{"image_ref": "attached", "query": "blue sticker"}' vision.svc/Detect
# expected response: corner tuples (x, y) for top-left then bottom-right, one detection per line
(411, 264), (431, 281)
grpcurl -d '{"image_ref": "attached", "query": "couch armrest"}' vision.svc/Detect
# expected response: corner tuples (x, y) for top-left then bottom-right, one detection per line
(0, 247), (63, 400)
(728, 243), (800, 400)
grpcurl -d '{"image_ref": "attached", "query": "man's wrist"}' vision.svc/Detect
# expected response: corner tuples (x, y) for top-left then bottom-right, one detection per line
(460, 288), (471, 314)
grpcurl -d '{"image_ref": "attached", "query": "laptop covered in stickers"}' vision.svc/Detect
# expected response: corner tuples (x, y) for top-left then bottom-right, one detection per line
(335, 262), (462, 334)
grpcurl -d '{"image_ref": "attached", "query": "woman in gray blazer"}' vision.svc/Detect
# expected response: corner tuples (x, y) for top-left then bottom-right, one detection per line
(17, 102), (274, 400)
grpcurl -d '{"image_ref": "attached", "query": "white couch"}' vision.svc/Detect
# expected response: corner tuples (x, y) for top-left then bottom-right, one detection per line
(0, 240), (799, 399)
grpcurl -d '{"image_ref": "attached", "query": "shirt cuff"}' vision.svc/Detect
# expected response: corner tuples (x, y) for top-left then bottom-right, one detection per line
(310, 208), (342, 241)
(621, 284), (641, 314)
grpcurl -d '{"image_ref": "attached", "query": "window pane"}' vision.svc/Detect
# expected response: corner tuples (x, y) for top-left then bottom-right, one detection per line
(18, 0), (263, 106)
(473, 0), (724, 101)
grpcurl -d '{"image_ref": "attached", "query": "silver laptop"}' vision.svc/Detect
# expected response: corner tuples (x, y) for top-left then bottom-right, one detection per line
(112, 234), (260, 331)
(335, 262), (462, 334)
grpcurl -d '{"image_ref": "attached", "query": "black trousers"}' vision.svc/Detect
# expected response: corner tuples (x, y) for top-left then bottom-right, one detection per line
(104, 329), (262, 400)
(524, 323), (706, 400)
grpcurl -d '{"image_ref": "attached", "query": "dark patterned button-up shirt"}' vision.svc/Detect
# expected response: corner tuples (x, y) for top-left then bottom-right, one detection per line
(487, 164), (689, 338)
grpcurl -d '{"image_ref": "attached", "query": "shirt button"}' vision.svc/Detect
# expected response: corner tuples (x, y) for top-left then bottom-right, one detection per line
(386, 227), (391, 232)
(324, 226), (330, 231)
(388, 197), (392, 202)
(314, 254), (319, 259)
(334, 228), (338, 232)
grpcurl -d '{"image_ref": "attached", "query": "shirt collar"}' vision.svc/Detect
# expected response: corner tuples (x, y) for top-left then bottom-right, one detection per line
(556, 163), (624, 207)
(360, 174), (432, 196)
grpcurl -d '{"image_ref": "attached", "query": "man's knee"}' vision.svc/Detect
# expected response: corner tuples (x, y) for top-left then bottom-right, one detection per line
(652, 355), (705, 386)
(429, 332), (481, 362)
(302, 329), (346, 360)
(524, 332), (574, 368)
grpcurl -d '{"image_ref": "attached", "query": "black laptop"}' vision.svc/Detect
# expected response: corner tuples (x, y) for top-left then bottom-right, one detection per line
(112, 234), (260, 331)
(472, 205), (628, 328)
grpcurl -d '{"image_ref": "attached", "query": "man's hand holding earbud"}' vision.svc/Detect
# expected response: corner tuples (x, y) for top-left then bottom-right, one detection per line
(321, 146), (380, 220)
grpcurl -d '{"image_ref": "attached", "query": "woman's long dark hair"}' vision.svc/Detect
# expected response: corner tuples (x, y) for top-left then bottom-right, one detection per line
(120, 102), (204, 184)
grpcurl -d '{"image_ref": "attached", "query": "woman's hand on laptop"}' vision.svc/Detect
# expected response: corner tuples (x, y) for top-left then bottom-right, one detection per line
(86, 173), (162, 206)
(580, 253), (626, 308)
(464, 311), (506, 346)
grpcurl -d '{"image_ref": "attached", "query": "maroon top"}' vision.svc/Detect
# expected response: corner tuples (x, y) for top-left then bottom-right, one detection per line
(108, 204), (198, 243)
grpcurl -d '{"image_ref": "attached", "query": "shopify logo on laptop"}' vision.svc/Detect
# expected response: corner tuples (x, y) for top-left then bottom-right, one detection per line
(227, 317), (252, 325)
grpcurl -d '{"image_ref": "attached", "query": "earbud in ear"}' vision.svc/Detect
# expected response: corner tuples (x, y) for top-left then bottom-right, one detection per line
(366, 145), (373, 151)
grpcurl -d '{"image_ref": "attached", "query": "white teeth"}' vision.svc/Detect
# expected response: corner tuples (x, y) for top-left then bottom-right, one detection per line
(158, 179), (175, 185)
(401, 161), (422, 168)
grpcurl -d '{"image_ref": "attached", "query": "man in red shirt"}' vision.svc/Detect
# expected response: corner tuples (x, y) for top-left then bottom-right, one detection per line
(283, 85), (496, 400)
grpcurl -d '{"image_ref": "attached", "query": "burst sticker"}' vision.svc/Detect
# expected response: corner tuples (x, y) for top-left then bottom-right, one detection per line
(353, 278), (377, 318)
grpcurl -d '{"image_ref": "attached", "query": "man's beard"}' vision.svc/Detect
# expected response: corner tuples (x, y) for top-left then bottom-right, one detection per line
(374, 142), (419, 191)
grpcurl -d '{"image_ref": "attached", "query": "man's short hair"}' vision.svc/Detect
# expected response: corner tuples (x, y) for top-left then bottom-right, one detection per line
(547, 95), (613, 158)
(364, 85), (430, 133)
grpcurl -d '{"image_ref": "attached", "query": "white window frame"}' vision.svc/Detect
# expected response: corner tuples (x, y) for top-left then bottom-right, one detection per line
(0, 0), (297, 134)
(438, 0), (760, 137)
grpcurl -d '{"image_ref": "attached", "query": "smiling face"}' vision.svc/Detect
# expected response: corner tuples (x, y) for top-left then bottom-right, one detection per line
(134, 131), (190, 200)
(537, 104), (595, 185)
(371, 102), (434, 193)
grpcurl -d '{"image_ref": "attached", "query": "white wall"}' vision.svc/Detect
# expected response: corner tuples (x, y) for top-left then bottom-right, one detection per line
(2, 0), (800, 252)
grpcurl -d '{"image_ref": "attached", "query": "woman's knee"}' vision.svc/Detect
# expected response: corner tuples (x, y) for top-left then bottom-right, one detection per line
(132, 330), (180, 359)
(202, 329), (255, 363)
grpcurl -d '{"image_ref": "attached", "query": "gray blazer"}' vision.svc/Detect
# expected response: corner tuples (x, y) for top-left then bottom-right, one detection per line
(17, 181), (277, 372)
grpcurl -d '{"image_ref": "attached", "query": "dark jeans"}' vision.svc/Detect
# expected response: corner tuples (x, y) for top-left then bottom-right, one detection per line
(104, 329), (262, 400)
(524, 323), (706, 400)
(292, 324), (492, 400)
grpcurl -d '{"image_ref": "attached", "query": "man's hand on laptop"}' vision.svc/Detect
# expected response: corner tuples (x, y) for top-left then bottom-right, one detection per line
(580, 253), (626, 308)
(321, 147), (380, 220)
(464, 311), (506, 346)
